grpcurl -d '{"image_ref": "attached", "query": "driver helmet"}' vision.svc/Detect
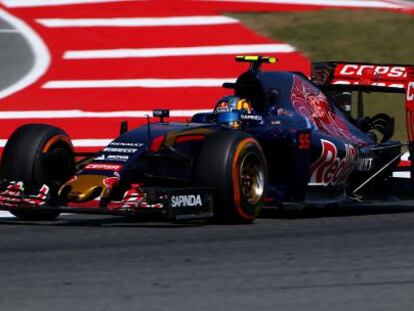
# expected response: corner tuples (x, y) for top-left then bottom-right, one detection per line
(214, 95), (252, 114)
(214, 96), (252, 128)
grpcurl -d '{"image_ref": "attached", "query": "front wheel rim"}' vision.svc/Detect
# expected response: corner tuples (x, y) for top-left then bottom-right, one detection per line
(239, 153), (265, 205)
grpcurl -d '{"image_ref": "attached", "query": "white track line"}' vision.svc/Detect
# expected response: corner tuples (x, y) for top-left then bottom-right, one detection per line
(0, 9), (50, 100)
(0, 138), (112, 147)
(0, 109), (210, 119)
(1, 0), (136, 7)
(196, 0), (404, 8)
(72, 139), (113, 147)
(64, 44), (295, 59)
(37, 16), (239, 28)
(392, 172), (411, 178)
(0, 29), (19, 33)
(0, 211), (74, 218)
(43, 78), (235, 89)
(0, 211), (14, 218)
(390, 0), (414, 7)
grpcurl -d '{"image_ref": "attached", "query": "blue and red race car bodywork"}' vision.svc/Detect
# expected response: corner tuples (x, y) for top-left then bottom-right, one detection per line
(1, 56), (414, 223)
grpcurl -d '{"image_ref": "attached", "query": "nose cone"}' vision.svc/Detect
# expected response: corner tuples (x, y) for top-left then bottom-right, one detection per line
(59, 175), (118, 202)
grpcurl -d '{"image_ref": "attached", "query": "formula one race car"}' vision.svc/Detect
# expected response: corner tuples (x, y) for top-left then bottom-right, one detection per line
(1, 56), (413, 223)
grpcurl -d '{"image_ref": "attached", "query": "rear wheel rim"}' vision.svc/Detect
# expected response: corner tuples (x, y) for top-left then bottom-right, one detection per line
(239, 153), (264, 205)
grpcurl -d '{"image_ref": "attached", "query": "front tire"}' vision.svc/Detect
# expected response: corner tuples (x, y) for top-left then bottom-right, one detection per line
(194, 131), (267, 224)
(1, 124), (75, 220)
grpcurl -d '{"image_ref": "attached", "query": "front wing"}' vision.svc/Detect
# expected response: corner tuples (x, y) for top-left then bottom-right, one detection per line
(0, 181), (215, 221)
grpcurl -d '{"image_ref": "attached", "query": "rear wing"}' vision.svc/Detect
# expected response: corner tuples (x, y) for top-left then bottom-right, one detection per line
(311, 62), (414, 141)
(311, 62), (413, 93)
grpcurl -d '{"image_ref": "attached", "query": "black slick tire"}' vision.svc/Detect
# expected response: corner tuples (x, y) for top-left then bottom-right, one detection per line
(1, 124), (75, 220)
(194, 130), (267, 224)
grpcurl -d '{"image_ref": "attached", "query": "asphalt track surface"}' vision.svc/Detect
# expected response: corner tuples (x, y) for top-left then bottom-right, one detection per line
(2, 2), (414, 311)
(2, 203), (414, 311)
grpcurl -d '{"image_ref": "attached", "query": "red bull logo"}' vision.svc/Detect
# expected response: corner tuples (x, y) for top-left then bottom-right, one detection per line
(310, 139), (357, 186)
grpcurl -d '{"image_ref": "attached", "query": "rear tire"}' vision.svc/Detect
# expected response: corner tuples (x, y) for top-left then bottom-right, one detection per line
(194, 131), (267, 224)
(1, 124), (75, 220)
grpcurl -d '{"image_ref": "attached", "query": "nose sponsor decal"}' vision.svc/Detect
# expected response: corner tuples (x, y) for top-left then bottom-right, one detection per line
(84, 163), (123, 172)
(103, 147), (137, 153)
